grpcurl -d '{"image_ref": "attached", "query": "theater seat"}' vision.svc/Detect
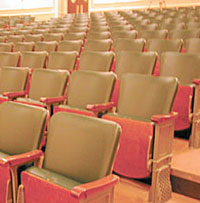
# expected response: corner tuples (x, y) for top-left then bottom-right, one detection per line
(14, 41), (35, 52)
(47, 51), (78, 71)
(0, 102), (47, 203)
(0, 52), (21, 67)
(54, 70), (116, 117)
(15, 69), (69, 114)
(78, 51), (114, 72)
(160, 52), (200, 148)
(84, 39), (112, 52)
(0, 42), (14, 52)
(88, 73), (178, 202)
(58, 40), (83, 54)
(35, 41), (58, 53)
(0, 67), (29, 103)
(17, 112), (120, 203)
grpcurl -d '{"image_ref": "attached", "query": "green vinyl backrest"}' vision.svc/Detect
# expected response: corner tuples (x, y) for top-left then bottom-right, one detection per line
(118, 73), (178, 119)
(146, 39), (183, 59)
(0, 67), (29, 94)
(44, 112), (121, 183)
(21, 51), (48, 69)
(29, 69), (69, 100)
(115, 51), (157, 79)
(48, 51), (78, 71)
(160, 52), (200, 85)
(0, 102), (47, 155)
(0, 52), (21, 67)
(79, 51), (114, 72)
(113, 38), (145, 52)
(67, 70), (116, 109)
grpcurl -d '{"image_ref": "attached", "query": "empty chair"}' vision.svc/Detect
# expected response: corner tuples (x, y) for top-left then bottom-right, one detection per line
(58, 40), (83, 54)
(35, 41), (58, 53)
(110, 24), (133, 33)
(70, 26), (88, 33)
(32, 29), (49, 35)
(0, 67), (29, 103)
(50, 27), (69, 34)
(17, 111), (120, 203)
(78, 51), (114, 72)
(64, 32), (86, 40)
(47, 51), (78, 71)
(14, 41), (35, 52)
(15, 69), (69, 113)
(43, 33), (64, 42)
(111, 51), (157, 105)
(88, 73), (178, 202)
(137, 29), (168, 40)
(84, 39), (112, 52)
(185, 38), (200, 53)
(160, 22), (186, 30)
(186, 22), (200, 29)
(0, 52), (21, 67)
(87, 31), (111, 40)
(54, 70), (116, 117)
(0, 101), (47, 203)
(169, 29), (200, 42)
(111, 30), (137, 40)
(0, 42), (14, 52)
(25, 34), (43, 42)
(113, 38), (145, 52)
(135, 23), (159, 31)
(160, 52), (200, 148)
(89, 25), (109, 32)
(7, 35), (25, 42)
(21, 51), (48, 69)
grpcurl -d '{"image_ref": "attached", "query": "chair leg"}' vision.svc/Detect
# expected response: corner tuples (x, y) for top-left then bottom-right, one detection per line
(16, 185), (24, 203)
(149, 165), (172, 203)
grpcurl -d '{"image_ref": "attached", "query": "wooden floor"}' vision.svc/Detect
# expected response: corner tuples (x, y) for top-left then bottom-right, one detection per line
(114, 177), (200, 203)
(113, 137), (200, 202)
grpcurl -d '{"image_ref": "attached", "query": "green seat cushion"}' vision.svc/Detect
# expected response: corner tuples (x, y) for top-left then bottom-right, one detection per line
(26, 166), (81, 190)
(0, 151), (10, 159)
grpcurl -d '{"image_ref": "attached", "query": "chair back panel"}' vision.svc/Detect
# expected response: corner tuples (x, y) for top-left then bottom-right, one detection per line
(0, 67), (29, 94)
(29, 69), (69, 100)
(118, 73), (178, 119)
(115, 51), (157, 79)
(58, 40), (82, 53)
(67, 71), (116, 108)
(48, 51), (77, 71)
(0, 102), (47, 155)
(79, 51), (114, 72)
(0, 52), (21, 67)
(160, 52), (200, 85)
(44, 112), (121, 183)
(21, 51), (47, 69)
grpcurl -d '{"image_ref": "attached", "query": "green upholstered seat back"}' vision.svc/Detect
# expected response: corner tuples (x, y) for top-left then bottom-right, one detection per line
(146, 39), (183, 59)
(21, 51), (47, 69)
(0, 52), (21, 67)
(137, 29), (168, 40)
(44, 112), (121, 183)
(0, 67), (29, 94)
(67, 70), (116, 109)
(35, 41), (58, 53)
(115, 51), (157, 79)
(113, 38), (145, 52)
(84, 39), (112, 52)
(48, 51), (77, 71)
(79, 51), (114, 72)
(160, 52), (200, 85)
(29, 69), (69, 100)
(58, 40), (83, 53)
(185, 38), (200, 53)
(14, 42), (35, 52)
(0, 102), (47, 155)
(0, 42), (13, 52)
(117, 73), (178, 119)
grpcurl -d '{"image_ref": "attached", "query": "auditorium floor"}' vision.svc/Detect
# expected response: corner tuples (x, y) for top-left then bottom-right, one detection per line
(114, 177), (199, 203)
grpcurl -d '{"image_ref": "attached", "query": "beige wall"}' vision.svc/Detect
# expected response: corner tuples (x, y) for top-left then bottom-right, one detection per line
(89, 0), (200, 12)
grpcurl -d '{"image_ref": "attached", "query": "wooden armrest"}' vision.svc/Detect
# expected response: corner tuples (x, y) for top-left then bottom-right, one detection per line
(193, 79), (200, 86)
(151, 112), (178, 124)
(3, 91), (27, 98)
(86, 102), (115, 113)
(40, 96), (66, 105)
(0, 149), (43, 167)
(71, 174), (119, 200)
